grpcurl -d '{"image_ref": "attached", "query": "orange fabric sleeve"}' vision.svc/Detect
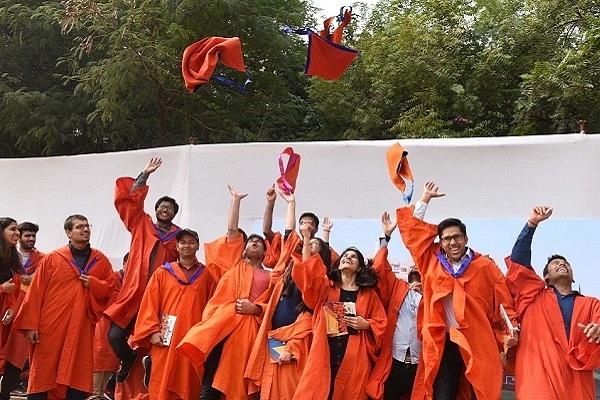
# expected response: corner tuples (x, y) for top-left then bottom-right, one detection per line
(396, 205), (438, 276)
(291, 253), (329, 311)
(114, 176), (150, 233)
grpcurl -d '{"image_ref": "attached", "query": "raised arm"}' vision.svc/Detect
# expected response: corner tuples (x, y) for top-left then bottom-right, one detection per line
(321, 217), (333, 244)
(262, 185), (277, 241)
(278, 187), (296, 233)
(226, 185), (248, 242)
(130, 157), (162, 193)
(413, 180), (445, 220)
(510, 205), (553, 267)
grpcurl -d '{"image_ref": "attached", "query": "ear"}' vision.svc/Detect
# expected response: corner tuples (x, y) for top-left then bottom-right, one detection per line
(242, 252), (246, 259)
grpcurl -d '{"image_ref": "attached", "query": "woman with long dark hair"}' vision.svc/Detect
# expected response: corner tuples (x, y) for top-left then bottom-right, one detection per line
(246, 189), (332, 400)
(292, 225), (387, 400)
(0, 217), (21, 338)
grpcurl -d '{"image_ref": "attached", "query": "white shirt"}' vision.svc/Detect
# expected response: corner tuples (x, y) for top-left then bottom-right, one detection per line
(413, 201), (472, 330)
(392, 289), (422, 363)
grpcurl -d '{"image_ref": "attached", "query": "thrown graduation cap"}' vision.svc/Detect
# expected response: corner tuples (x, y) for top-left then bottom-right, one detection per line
(182, 36), (251, 94)
(386, 143), (414, 203)
(276, 147), (301, 195)
(283, 7), (358, 81)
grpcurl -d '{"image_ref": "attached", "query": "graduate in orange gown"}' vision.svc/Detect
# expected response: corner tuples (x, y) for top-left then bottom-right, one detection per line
(132, 228), (218, 400)
(178, 185), (271, 400)
(291, 224), (387, 400)
(262, 185), (338, 268)
(0, 220), (43, 400)
(366, 212), (422, 400)
(396, 181), (518, 400)
(505, 205), (600, 400)
(14, 214), (116, 400)
(105, 157), (181, 387)
(245, 188), (328, 400)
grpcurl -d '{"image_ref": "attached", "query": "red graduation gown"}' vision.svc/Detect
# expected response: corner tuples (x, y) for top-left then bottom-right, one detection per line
(505, 257), (600, 400)
(14, 246), (115, 397)
(396, 206), (518, 400)
(132, 262), (217, 400)
(106, 177), (180, 329)
(291, 254), (387, 400)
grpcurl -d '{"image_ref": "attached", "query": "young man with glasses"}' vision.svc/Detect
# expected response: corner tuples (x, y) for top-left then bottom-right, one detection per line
(505, 206), (600, 399)
(105, 157), (181, 388)
(396, 181), (519, 400)
(14, 215), (116, 400)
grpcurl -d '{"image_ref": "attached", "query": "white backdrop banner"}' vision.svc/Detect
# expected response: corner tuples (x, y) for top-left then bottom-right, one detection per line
(1, 134), (598, 268)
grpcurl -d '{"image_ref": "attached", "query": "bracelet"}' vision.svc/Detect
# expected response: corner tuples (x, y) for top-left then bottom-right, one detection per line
(527, 220), (538, 227)
(323, 229), (331, 233)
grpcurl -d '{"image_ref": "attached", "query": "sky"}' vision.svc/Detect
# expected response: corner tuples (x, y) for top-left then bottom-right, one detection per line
(312, 0), (378, 21)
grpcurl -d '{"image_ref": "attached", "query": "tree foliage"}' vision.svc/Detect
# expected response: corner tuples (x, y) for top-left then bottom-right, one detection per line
(1, 0), (600, 157)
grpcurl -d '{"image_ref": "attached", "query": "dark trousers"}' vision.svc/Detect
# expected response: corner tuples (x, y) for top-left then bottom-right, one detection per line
(199, 337), (226, 400)
(432, 336), (466, 400)
(108, 319), (137, 363)
(383, 358), (418, 400)
(27, 387), (87, 400)
(0, 361), (21, 400)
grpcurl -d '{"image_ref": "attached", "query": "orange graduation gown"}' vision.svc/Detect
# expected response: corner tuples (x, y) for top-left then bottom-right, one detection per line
(132, 261), (217, 400)
(106, 177), (180, 329)
(396, 206), (518, 400)
(365, 246), (412, 400)
(244, 231), (311, 400)
(291, 254), (387, 400)
(14, 246), (115, 397)
(505, 257), (600, 400)
(93, 270), (123, 373)
(0, 249), (44, 376)
(177, 236), (268, 399)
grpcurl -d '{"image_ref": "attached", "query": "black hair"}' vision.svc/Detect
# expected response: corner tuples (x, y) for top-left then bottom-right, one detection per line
(299, 212), (319, 228)
(18, 221), (39, 234)
(328, 247), (378, 288)
(0, 217), (21, 280)
(154, 196), (179, 215)
(437, 218), (467, 237)
(245, 233), (267, 251)
(64, 214), (87, 230)
(543, 254), (569, 277)
(123, 252), (130, 265)
(408, 269), (421, 284)
(314, 238), (332, 273)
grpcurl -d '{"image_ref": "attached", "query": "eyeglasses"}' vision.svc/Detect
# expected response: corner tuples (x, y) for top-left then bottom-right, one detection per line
(440, 234), (465, 244)
(72, 224), (92, 231)
(157, 205), (175, 212)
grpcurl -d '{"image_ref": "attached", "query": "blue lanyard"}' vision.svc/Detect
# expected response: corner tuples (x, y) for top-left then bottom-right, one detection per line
(163, 262), (205, 285)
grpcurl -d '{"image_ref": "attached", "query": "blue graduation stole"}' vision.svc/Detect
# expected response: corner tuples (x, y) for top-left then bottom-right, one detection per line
(163, 262), (205, 285)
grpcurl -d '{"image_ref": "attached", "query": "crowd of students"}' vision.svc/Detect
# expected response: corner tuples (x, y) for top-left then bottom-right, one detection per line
(0, 156), (599, 400)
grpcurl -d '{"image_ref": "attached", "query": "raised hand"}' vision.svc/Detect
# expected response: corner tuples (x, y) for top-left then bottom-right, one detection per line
(299, 221), (312, 241)
(266, 184), (277, 204)
(322, 217), (334, 233)
(381, 211), (397, 237)
(528, 206), (553, 227)
(143, 157), (162, 175)
(277, 186), (295, 203)
(420, 180), (445, 203)
(228, 185), (248, 200)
